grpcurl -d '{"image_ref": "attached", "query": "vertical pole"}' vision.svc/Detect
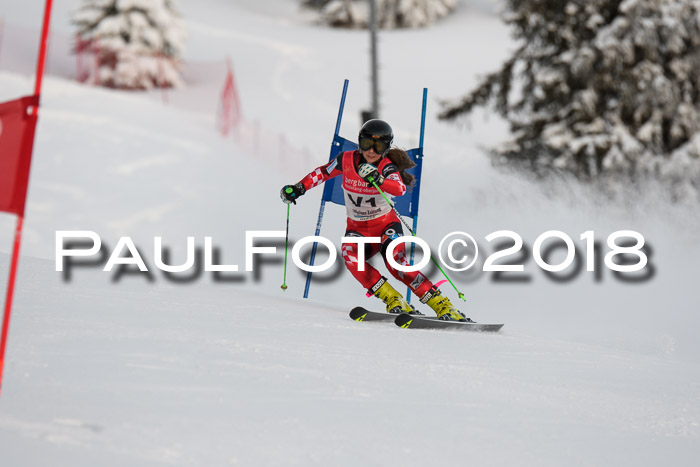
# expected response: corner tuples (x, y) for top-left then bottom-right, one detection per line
(0, 217), (24, 395)
(93, 35), (99, 86)
(406, 88), (428, 303)
(221, 56), (232, 136)
(0, 18), (5, 68)
(369, 0), (378, 119)
(158, 53), (168, 104)
(32, 0), (53, 116)
(76, 34), (83, 81)
(418, 88), (427, 149)
(303, 79), (349, 299)
(281, 203), (291, 291)
(333, 81), (349, 147)
(0, 0), (53, 397)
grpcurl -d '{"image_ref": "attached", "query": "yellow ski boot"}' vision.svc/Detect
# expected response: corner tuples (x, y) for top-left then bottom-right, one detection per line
(420, 287), (475, 322)
(370, 278), (421, 315)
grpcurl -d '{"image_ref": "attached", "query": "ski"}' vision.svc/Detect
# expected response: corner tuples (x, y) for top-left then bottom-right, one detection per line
(394, 313), (504, 332)
(349, 306), (424, 322)
(349, 306), (403, 322)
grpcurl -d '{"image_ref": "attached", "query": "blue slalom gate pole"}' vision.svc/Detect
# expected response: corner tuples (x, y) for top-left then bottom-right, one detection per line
(406, 88), (428, 303)
(303, 80), (349, 299)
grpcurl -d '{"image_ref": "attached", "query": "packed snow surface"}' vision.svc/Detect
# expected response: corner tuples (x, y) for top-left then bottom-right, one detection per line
(0, 0), (698, 466)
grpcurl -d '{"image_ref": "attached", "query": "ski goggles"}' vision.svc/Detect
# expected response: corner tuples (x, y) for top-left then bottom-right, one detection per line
(359, 136), (390, 155)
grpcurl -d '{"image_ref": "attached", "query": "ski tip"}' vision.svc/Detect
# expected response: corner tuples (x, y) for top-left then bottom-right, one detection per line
(349, 307), (368, 321)
(394, 313), (413, 328)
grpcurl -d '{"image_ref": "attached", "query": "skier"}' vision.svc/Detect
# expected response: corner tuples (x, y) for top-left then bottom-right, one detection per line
(280, 119), (473, 322)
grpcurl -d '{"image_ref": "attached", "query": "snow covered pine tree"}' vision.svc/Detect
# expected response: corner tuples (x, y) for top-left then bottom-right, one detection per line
(72, 0), (186, 90)
(440, 0), (700, 201)
(304, 0), (456, 29)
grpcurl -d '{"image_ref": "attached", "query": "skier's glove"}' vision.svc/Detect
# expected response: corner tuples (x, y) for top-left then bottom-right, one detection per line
(358, 163), (384, 187)
(280, 183), (306, 204)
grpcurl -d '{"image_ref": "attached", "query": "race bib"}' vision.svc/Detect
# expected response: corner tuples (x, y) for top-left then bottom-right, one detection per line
(343, 191), (392, 221)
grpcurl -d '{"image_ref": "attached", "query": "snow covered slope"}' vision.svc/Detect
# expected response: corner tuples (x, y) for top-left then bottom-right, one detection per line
(0, 0), (699, 465)
(2, 253), (699, 467)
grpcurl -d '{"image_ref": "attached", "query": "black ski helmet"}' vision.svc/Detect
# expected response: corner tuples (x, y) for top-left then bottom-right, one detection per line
(358, 119), (393, 150)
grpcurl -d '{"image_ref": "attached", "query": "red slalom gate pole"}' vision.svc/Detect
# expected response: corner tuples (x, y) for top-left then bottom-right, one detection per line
(0, 217), (24, 394)
(0, 0), (53, 397)
(32, 0), (53, 116)
(0, 18), (5, 67)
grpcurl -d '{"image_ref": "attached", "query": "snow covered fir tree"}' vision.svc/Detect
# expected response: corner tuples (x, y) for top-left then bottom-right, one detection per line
(439, 0), (700, 201)
(72, 0), (186, 90)
(303, 0), (457, 29)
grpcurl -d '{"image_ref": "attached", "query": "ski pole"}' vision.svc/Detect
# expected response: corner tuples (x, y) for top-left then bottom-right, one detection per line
(281, 201), (291, 291)
(368, 176), (466, 301)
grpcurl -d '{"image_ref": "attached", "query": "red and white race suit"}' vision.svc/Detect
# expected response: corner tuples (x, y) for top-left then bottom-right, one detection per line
(298, 150), (433, 297)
